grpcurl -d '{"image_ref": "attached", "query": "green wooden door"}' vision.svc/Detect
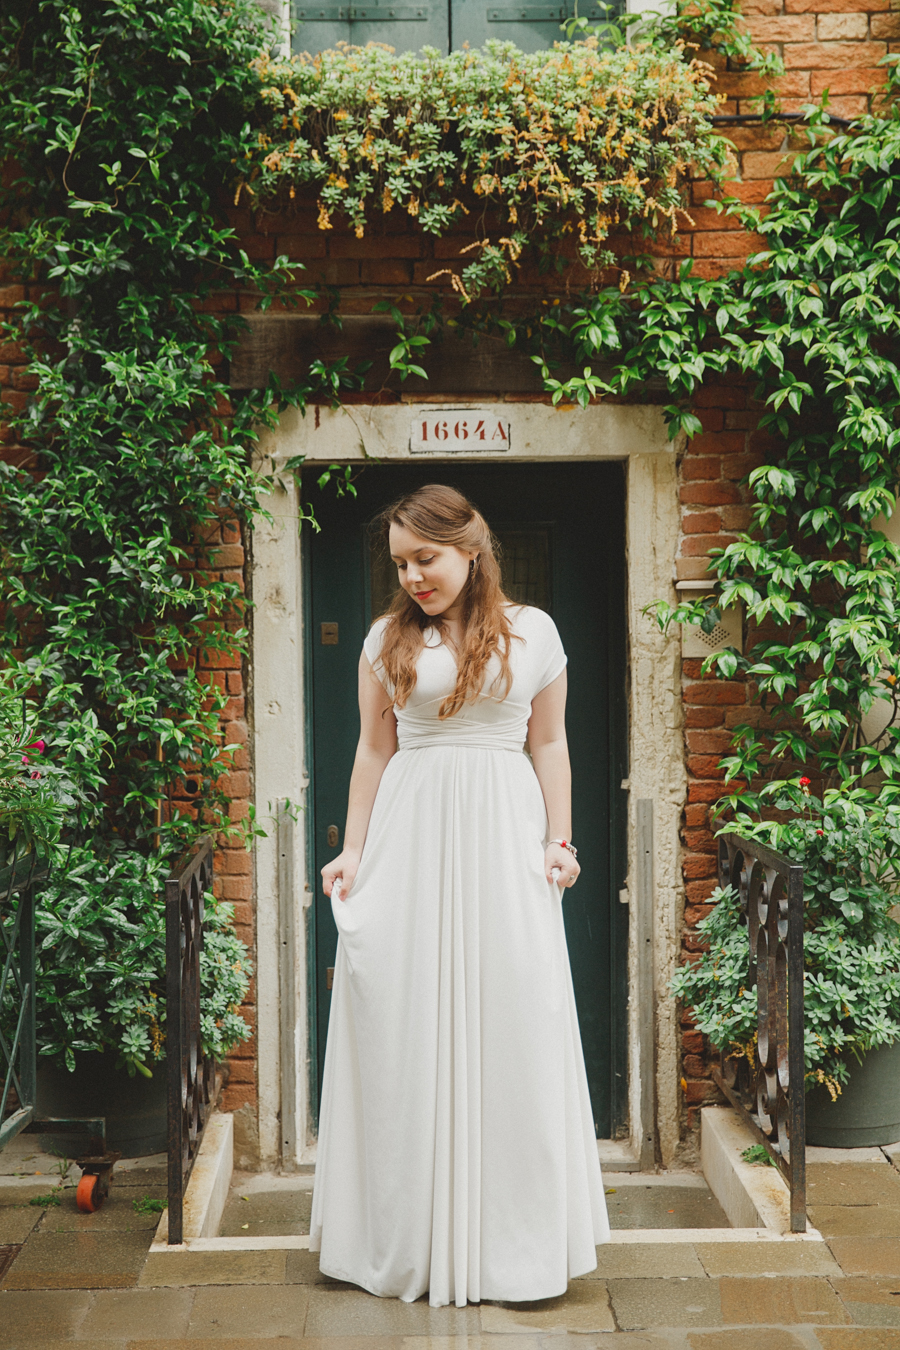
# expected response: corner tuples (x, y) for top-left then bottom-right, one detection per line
(306, 461), (628, 1137)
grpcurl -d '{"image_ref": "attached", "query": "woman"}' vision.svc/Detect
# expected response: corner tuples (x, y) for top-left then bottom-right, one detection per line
(309, 484), (609, 1308)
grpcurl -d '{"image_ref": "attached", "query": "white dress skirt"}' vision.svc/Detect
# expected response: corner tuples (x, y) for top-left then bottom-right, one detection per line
(309, 604), (610, 1308)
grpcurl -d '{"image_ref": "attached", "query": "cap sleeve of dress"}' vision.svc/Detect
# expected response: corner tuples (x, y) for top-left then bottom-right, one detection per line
(363, 616), (391, 688)
(524, 607), (568, 694)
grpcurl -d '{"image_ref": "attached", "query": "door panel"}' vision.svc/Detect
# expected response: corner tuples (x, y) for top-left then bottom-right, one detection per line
(292, 0), (448, 54)
(292, 0), (618, 55)
(307, 462), (628, 1136)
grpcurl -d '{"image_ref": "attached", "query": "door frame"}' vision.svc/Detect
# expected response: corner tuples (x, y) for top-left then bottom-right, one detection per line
(250, 400), (686, 1170)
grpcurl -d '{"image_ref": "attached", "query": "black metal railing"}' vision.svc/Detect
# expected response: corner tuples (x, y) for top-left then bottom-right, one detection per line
(713, 832), (806, 1233)
(0, 850), (49, 1151)
(166, 836), (216, 1244)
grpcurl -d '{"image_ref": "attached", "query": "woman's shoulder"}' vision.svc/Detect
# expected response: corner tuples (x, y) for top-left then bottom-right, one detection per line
(363, 614), (391, 662)
(506, 603), (559, 637)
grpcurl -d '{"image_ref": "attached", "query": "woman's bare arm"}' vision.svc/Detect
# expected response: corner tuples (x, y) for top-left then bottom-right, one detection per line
(321, 651), (398, 898)
(527, 669), (580, 887)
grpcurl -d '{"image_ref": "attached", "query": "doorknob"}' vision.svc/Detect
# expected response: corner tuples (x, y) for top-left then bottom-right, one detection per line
(327, 824), (340, 848)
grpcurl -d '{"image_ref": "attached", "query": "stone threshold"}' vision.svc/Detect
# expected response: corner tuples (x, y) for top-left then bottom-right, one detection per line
(144, 1105), (832, 1281)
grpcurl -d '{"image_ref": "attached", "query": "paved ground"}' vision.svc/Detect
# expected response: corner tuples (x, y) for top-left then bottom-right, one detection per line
(3, 1139), (900, 1346)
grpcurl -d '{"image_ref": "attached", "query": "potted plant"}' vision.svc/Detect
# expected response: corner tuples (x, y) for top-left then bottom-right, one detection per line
(672, 783), (900, 1148)
(1, 841), (252, 1155)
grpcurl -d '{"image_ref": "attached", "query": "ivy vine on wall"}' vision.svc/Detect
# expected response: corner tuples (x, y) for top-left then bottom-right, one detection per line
(0, 0), (305, 857)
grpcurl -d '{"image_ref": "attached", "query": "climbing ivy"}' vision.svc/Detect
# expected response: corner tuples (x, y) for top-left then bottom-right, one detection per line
(635, 102), (900, 807)
(0, 0), (310, 856)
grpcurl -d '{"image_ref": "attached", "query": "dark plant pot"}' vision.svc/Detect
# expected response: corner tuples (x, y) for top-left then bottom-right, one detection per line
(36, 1051), (167, 1158)
(805, 1041), (900, 1148)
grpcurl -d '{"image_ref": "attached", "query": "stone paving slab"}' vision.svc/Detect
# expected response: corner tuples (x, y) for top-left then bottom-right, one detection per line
(830, 1276), (900, 1328)
(76, 1287), (194, 1340)
(828, 1239), (900, 1278)
(128, 1341), (312, 1349)
(808, 1165), (900, 1208)
(187, 1284), (311, 1338)
(8, 1341), (125, 1349)
(286, 1249), (359, 1286)
(138, 1248), (288, 1286)
(3, 1229), (151, 1289)
(687, 1333), (812, 1349)
(0, 1206), (42, 1244)
(585, 1243), (705, 1279)
(718, 1275), (850, 1325)
(0, 1287), (93, 1339)
(604, 1185), (729, 1231)
(817, 1331), (900, 1349)
(39, 1192), (160, 1234)
(480, 1283), (615, 1333)
(812, 1206), (900, 1238)
(110, 1167), (168, 1189)
(219, 1186), (312, 1238)
(607, 1277), (723, 1330)
(695, 1241), (843, 1277)
(0, 1137), (77, 1179)
(808, 1147), (889, 1164)
(304, 1290), (480, 1336)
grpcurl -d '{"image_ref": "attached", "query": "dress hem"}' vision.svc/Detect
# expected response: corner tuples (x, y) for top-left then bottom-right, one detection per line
(310, 1251), (603, 1309)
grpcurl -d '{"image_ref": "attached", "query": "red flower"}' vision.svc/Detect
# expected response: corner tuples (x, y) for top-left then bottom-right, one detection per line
(799, 777), (811, 787)
(816, 828), (823, 835)
(25, 739), (45, 754)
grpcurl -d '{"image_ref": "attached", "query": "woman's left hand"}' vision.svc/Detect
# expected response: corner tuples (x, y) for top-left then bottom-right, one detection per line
(545, 842), (580, 888)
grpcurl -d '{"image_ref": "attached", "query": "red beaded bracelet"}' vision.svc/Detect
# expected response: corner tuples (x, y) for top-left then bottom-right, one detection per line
(549, 838), (578, 859)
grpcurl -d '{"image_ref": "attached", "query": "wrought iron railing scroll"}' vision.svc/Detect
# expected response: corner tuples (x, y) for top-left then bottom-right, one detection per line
(713, 832), (806, 1233)
(166, 836), (216, 1244)
(0, 850), (49, 1151)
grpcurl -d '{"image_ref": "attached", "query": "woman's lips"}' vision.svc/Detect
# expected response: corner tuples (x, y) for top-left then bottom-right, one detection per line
(415, 589), (436, 600)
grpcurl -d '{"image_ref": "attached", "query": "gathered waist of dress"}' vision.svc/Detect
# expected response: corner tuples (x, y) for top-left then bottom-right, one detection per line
(397, 734), (526, 753)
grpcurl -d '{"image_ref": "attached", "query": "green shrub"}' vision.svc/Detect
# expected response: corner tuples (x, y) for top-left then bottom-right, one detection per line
(12, 845), (252, 1076)
(671, 787), (900, 1096)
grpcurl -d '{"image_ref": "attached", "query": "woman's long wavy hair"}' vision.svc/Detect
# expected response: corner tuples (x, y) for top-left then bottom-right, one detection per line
(376, 484), (518, 719)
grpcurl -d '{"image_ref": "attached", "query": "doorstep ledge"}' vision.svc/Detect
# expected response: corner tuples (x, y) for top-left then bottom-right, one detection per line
(151, 1111), (233, 1249)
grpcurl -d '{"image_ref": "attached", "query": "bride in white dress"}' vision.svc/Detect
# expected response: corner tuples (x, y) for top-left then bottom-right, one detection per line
(309, 484), (609, 1308)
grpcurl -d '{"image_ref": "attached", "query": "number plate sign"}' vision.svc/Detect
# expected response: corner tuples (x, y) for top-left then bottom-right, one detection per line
(410, 411), (512, 454)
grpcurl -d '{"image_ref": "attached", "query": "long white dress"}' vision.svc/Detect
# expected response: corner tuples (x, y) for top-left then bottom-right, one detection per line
(309, 604), (610, 1308)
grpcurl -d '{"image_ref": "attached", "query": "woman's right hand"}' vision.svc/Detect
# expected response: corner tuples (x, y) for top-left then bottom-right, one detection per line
(322, 849), (361, 900)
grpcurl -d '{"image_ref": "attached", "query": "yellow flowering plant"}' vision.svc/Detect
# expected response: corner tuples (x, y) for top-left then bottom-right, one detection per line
(244, 39), (727, 297)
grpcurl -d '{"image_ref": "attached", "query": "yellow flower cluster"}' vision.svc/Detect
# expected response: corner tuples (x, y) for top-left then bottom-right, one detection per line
(238, 39), (725, 297)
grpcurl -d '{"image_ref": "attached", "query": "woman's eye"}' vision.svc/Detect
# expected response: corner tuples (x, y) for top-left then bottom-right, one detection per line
(420, 557), (435, 564)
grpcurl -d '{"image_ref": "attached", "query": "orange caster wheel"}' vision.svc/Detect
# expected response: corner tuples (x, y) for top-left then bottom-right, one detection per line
(76, 1173), (101, 1213)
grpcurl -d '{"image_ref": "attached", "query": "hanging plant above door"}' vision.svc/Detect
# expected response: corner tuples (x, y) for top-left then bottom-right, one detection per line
(244, 39), (728, 297)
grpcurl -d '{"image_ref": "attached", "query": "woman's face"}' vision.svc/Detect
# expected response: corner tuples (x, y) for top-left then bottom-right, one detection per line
(389, 524), (476, 620)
